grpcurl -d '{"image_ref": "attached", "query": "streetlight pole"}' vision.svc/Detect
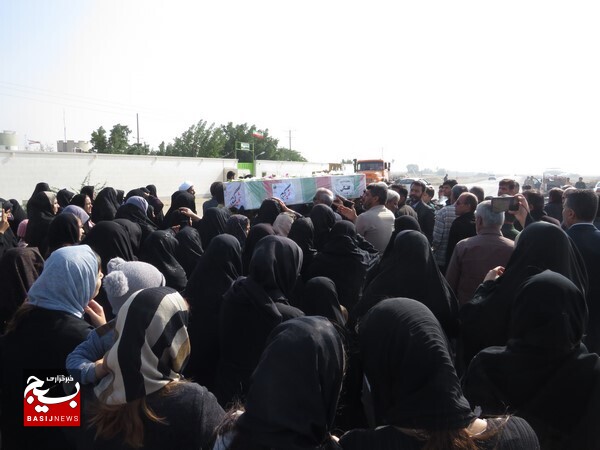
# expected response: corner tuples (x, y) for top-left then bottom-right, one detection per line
(251, 142), (256, 176)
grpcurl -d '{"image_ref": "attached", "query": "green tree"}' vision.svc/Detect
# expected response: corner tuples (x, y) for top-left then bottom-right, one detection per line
(272, 147), (307, 162)
(221, 122), (254, 162)
(108, 124), (132, 154)
(89, 120), (309, 161)
(170, 120), (227, 157)
(90, 126), (108, 153)
(127, 142), (150, 155)
(219, 123), (306, 162)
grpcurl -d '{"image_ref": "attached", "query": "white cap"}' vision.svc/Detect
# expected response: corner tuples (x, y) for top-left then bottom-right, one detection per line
(179, 181), (193, 191)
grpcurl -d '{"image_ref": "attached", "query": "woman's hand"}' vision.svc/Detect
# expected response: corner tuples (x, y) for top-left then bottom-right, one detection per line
(94, 358), (109, 380)
(484, 266), (505, 282)
(85, 299), (106, 327)
(178, 207), (200, 222)
(271, 197), (293, 213)
(0, 208), (10, 234)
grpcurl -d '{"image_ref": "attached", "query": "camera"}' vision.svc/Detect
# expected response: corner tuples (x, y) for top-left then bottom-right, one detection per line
(491, 196), (519, 214)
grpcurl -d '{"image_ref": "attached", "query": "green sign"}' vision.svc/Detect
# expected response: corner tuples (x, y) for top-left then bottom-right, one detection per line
(235, 141), (251, 151)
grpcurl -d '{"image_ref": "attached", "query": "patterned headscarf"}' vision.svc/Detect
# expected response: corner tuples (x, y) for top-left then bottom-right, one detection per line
(95, 286), (190, 404)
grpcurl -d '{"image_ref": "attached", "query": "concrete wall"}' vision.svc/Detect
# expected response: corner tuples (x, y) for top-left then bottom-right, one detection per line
(0, 151), (350, 205)
(0, 150), (238, 204)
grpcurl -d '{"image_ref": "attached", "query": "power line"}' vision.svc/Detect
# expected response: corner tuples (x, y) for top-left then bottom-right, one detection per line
(0, 81), (189, 124)
(0, 87), (195, 141)
(0, 80), (157, 115)
(0, 91), (140, 117)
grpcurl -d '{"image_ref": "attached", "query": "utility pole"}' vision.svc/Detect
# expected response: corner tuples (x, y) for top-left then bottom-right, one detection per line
(63, 109), (67, 152)
(288, 129), (292, 152)
(136, 113), (140, 145)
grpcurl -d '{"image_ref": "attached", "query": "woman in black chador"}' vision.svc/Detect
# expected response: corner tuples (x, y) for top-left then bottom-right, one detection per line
(139, 230), (187, 292)
(460, 221), (587, 365)
(340, 298), (539, 450)
(308, 221), (378, 313)
(288, 217), (317, 281)
(215, 235), (303, 406)
(354, 230), (458, 339)
(309, 204), (336, 251)
(463, 270), (600, 450)
(91, 187), (120, 223)
(241, 223), (274, 276)
(213, 316), (344, 450)
(198, 207), (230, 249)
(25, 191), (58, 256)
(183, 234), (242, 392)
(115, 196), (157, 243)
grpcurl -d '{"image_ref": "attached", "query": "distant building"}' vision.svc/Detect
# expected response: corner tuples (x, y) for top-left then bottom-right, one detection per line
(0, 130), (19, 150)
(57, 140), (93, 153)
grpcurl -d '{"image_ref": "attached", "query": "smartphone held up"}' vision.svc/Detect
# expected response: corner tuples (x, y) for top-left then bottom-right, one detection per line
(491, 196), (519, 214)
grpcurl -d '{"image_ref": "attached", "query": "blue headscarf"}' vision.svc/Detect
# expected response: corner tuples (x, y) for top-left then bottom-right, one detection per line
(62, 204), (90, 224)
(125, 196), (149, 214)
(28, 245), (99, 318)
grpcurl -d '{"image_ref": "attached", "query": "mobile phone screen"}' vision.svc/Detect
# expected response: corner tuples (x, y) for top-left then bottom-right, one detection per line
(491, 197), (511, 214)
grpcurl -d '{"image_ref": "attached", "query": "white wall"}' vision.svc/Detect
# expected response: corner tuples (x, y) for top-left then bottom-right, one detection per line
(0, 150), (237, 204)
(0, 151), (350, 205)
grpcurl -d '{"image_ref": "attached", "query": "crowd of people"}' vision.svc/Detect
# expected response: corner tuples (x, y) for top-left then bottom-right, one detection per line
(1, 175), (599, 449)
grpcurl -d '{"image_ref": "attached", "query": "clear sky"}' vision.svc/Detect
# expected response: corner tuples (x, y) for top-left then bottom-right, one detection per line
(1, 0), (599, 176)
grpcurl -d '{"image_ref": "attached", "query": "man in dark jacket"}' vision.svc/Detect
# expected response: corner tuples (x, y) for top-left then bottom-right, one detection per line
(564, 189), (600, 353)
(408, 180), (435, 243)
(445, 192), (478, 268)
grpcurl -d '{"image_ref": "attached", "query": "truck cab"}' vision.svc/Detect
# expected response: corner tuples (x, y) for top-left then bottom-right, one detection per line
(542, 169), (569, 193)
(354, 159), (391, 184)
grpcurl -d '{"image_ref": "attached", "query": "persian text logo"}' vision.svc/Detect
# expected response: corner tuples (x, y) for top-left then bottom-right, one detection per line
(23, 374), (81, 427)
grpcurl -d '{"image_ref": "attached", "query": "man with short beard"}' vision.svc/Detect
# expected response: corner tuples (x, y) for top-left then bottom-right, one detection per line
(337, 182), (394, 253)
(408, 180), (435, 243)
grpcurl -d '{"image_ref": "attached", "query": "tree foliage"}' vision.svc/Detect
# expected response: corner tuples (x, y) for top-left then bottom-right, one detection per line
(90, 126), (108, 153)
(127, 142), (151, 155)
(158, 120), (227, 157)
(220, 122), (306, 162)
(90, 120), (308, 161)
(272, 147), (307, 162)
(108, 124), (132, 154)
(92, 124), (151, 154)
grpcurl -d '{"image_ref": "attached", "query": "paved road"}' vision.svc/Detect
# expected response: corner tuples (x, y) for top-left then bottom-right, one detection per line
(464, 175), (526, 199)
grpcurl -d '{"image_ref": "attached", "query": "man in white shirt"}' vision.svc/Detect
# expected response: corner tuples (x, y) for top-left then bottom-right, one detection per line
(337, 182), (395, 253)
